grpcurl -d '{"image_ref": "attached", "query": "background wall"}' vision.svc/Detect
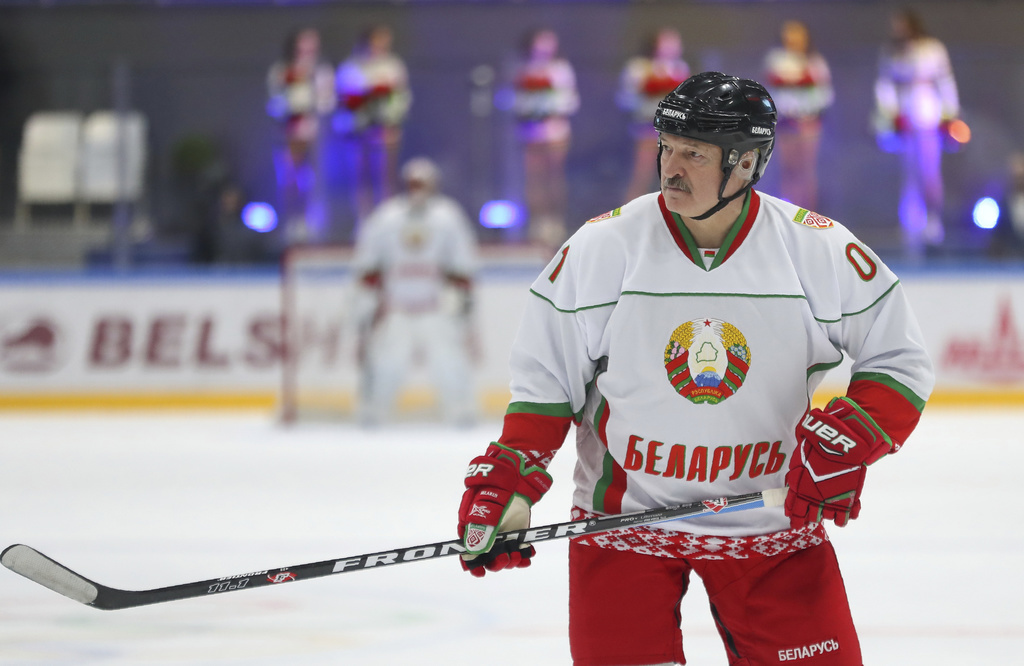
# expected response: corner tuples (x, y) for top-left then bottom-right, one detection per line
(2, 263), (1023, 414)
(1, 0), (1023, 256)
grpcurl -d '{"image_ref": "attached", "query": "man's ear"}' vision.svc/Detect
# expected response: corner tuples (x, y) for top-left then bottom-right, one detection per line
(735, 150), (758, 179)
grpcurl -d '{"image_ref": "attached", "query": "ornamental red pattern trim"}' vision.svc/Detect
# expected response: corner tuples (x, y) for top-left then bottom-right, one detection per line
(570, 506), (827, 560)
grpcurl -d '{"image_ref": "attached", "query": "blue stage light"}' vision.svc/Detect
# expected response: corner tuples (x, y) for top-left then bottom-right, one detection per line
(972, 197), (999, 230)
(480, 200), (521, 229)
(242, 202), (278, 233)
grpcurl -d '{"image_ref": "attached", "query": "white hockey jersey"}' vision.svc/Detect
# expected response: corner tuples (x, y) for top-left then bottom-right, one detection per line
(353, 193), (477, 313)
(498, 191), (933, 537)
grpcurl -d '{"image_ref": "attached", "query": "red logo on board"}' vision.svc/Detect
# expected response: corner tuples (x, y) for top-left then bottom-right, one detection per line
(942, 297), (1024, 381)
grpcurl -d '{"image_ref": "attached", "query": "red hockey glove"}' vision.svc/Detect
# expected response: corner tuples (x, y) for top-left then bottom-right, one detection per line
(458, 443), (552, 578)
(785, 397), (894, 529)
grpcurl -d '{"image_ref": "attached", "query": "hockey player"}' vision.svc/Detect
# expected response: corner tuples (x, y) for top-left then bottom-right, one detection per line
(456, 72), (933, 665)
(352, 157), (478, 427)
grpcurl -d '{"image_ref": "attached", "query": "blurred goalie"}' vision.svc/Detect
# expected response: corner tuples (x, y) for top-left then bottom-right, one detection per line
(350, 157), (479, 427)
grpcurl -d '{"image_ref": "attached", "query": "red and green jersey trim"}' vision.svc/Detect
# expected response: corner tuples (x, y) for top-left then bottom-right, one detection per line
(593, 451), (628, 515)
(590, 394), (628, 515)
(498, 361), (606, 467)
(849, 372), (927, 412)
(846, 372), (927, 448)
(499, 401), (574, 454)
(658, 190), (760, 271)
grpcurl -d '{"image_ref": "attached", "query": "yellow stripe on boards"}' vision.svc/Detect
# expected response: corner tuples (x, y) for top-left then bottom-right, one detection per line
(0, 389), (518, 416)
(1, 388), (1020, 413)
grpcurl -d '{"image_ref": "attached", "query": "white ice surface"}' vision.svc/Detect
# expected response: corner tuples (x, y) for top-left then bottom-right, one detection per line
(0, 408), (1021, 665)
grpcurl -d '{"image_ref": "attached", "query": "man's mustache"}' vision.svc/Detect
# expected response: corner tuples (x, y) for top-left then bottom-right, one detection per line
(662, 175), (691, 192)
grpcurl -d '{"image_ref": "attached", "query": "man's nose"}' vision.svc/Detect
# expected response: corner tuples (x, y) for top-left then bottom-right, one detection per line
(662, 153), (685, 179)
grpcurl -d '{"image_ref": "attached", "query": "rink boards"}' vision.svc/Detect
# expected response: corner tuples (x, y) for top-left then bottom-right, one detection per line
(0, 260), (1023, 413)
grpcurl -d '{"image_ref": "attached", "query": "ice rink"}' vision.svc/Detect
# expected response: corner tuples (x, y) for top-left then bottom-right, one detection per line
(0, 407), (1021, 665)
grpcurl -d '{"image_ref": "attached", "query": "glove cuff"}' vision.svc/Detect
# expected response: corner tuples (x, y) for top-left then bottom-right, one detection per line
(485, 442), (553, 505)
(828, 397), (894, 463)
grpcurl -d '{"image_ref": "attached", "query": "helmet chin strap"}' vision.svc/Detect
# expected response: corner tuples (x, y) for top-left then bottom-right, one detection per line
(690, 181), (754, 221)
(689, 153), (760, 221)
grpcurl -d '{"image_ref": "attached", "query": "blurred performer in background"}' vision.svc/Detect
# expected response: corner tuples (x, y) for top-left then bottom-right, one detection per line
(764, 20), (833, 210)
(266, 27), (336, 244)
(352, 157), (479, 427)
(512, 28), (579, 252)
(335, 24), (412, 230)
(874, 8), (960, 256)
(618, 28), (690, 202)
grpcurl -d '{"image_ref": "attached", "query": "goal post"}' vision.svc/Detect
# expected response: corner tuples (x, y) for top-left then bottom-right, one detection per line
(279, 244), (360, 423)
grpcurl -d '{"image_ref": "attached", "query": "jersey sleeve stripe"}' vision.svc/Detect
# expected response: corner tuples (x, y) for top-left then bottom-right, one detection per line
(849, 371), (927, 412)
(499, 409), (573, 454)
(506, 400), (574, 417)
(846, 375), (926, 448)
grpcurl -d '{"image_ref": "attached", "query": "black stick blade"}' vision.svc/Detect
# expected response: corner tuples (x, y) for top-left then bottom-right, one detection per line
(2, 544), (100, 606)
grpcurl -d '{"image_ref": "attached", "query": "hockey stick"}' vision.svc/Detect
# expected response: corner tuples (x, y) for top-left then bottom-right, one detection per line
(2, 487), (786, 611)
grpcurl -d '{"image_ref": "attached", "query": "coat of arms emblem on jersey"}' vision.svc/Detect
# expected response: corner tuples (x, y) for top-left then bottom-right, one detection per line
(664, 318), (751, 404)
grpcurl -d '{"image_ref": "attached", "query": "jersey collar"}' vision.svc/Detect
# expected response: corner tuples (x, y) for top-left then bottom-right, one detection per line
(659, 190), (760, 271)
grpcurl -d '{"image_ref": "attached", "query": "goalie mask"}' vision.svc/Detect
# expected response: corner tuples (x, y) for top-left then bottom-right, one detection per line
(654, 71), (777, 220)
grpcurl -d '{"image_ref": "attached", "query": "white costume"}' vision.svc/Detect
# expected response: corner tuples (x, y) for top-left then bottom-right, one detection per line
(618, 55), (690, 138)
(763, 46), (833, 209)
(512, 57), (579, 144)
(875, 36), (959, 250)
(334, 52), (411, 135)
(266, 61), (336, 142)
(266, 58), (335, 242)
(764, 48), (833, 124)
(353, 188), (478, 425)
(875, 36), (958, 132)
(497, 190), (933, 551)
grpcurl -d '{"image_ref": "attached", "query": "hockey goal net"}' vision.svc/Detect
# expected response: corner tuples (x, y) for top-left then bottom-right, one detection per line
(279, 244), (361, 423)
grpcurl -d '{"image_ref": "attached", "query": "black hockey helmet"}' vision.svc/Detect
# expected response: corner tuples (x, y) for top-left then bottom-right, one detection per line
(654, 72), (777, 219)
